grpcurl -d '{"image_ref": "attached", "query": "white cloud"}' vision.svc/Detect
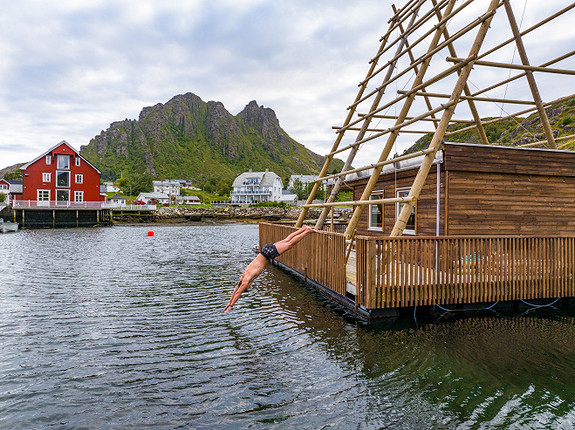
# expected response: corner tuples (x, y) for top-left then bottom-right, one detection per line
(0, 0), (573, 170)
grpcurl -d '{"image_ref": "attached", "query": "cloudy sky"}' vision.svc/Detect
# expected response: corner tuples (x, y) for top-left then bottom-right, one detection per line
(0, 0), (573, 170)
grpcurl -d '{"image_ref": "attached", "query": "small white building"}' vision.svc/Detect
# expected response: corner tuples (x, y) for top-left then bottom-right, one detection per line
(278, 190), (297, 206)
(288, 174), (320, 190)
(137, 192), (170, 205)
(180, 195), (201, 205)
(153, 180), (181, 197)
(108, 194), (126, 206)
(104, 181), (120, 193)
(231, 169), (283, 204)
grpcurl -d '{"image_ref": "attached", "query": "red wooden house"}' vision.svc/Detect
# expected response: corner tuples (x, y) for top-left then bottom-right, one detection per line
(20, 141), (103, 205)
(0, 179), (23, 204)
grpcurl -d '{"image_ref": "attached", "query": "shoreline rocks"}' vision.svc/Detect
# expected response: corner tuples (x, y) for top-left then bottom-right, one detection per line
(151, 206), (352, 224)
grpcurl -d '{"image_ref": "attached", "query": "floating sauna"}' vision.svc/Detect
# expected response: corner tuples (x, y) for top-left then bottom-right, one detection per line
(262, 0), (575, 318)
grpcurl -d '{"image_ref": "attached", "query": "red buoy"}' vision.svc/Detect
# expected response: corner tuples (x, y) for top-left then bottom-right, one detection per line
(147, 230), (154, 236)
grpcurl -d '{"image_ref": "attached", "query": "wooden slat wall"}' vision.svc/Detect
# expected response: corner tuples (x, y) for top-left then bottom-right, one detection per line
(448, 171), (575, 235)
(444, 143), (575, 177)
(260, 223), (347, 297)
(356, 235), (575, 309)
(352, 168), (444, 237)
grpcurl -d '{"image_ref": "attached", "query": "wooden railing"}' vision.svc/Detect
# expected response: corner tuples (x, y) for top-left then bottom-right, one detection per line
(356, 236), (575, 309)
(260, 223), (347, 297)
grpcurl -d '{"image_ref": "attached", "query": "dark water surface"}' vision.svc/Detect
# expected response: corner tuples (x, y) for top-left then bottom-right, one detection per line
(1, 224), (575, 429)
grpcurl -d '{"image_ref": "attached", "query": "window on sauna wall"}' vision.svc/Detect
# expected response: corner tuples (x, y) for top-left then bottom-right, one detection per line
(368, 192), (384, 231)
(57, 154), (70, 170)
(396, 189), (416, 235)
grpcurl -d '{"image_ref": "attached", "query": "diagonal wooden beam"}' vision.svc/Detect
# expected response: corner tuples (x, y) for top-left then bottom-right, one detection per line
(344, 0), (460, 240)
(391, 0), (502, 237)
(503, 0), (557, 149)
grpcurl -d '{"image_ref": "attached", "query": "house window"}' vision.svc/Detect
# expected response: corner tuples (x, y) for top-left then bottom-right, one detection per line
(56, 189), (69, 202)
(46, 155), (51, 165)
(396, 189), (416, 235)
(57, 154), (70, 170)
(42, 172), (51, 182)
(37, 189), (50, 201)
(57, 171), (70, 187)
(74, 191), (84, 203)
(75, 157), (81, 166)
(368, 192), (384, 231)
(75, 174), (83, 184)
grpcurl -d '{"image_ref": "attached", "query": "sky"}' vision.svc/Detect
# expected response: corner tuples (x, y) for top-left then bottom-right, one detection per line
(0, 0), (573, 171)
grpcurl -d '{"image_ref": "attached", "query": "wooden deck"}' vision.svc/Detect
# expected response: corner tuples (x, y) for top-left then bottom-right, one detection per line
(260, 223), (575, 317)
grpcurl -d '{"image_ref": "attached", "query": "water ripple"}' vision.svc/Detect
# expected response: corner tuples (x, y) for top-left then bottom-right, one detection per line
(2, 225), (575, 428)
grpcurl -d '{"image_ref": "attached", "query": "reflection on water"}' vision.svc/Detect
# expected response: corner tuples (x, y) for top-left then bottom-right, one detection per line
(1, 224), (575, 429)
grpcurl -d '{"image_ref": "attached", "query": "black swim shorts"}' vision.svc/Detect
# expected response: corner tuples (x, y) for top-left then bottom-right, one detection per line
(260, 243), (280, 260)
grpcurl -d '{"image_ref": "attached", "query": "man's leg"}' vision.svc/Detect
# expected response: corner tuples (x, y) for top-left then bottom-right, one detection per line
(275, 225), (314, 255)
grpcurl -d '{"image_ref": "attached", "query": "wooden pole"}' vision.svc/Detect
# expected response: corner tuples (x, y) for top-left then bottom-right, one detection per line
(446, 57), (575, 76)
(344, 0), (459, 240)
(430, 0), (489, 145)
(391, 0), (501, 237)
(295, 10), (398, 228)
(397, 90), (537, 105)
(317, 149), (435, 183)
(504, 0), (557, 149)
(314, 5), (423, 231)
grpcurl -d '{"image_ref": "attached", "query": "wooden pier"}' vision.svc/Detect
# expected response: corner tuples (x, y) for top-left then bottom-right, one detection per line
(261, 223), (575, 319)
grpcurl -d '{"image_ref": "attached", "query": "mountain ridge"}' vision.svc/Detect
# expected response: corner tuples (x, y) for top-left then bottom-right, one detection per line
(79, 93), (339, 182)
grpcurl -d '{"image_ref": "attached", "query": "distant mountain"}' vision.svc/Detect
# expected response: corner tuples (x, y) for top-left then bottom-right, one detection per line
(403, 96), (575, 154)
(80, 93), (342, 182)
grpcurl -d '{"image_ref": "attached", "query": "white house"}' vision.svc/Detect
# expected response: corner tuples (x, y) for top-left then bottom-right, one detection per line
(153, 180), (180, 197)
(137, 192), (170, 205)
(104, 181), (120, 193)
(278, 190), (297, 206)
(231, 169), (283, 204)
(288, 174), (320, 190)
(107, 194), (126, 206)
(180, 195), (201, 205)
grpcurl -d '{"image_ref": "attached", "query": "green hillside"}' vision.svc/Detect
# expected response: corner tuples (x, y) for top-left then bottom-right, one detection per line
(403, 96), (575, 154)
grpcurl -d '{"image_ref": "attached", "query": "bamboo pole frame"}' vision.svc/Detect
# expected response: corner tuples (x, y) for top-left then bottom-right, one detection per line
(311, 5), (424, 230)
(391, 0), (501, 237)
(293, 0), (573, 244)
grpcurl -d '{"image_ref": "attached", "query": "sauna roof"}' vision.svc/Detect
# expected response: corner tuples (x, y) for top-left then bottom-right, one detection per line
(344, 142), (575, 184)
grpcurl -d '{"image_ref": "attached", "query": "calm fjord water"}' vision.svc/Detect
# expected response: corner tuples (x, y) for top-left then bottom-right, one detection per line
(1, 224), (575, 429)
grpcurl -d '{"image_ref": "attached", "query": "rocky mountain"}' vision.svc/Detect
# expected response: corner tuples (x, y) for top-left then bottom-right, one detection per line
(80, 93), (341, 182)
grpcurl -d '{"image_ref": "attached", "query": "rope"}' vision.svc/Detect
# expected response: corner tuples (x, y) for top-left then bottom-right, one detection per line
(433, 301), (499, 312)
(520, 298), (561, 308)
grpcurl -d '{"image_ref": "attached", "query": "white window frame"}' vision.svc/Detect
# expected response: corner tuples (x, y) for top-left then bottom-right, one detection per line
(57, 154), (70, 170)
(75, 157), (81, 166)
(396, 188), (416, 235)
(75, 174), (83, 184)
(368, 191), (384, 231)
(56, 171), (70, 188)
(46, 155), (51, 165)
(37, 189), (50, 201)
(42, 172), (51, 182)
(56, 189), (70, 203)
(74, 191), (84, 203)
